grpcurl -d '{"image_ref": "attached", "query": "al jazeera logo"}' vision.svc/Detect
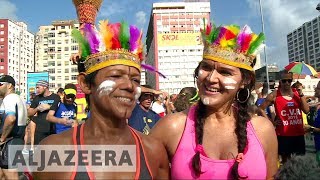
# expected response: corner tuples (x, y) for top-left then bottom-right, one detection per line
(8, 145), (136, 172)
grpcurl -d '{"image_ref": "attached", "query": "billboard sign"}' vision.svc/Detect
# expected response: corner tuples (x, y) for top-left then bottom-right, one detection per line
(157, 32), (202, 47)
(27, 72), (49, 104)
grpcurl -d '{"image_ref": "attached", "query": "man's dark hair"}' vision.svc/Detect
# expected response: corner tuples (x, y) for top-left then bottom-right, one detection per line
(64, 83), (77, 90)
(57, 88), (64, 93)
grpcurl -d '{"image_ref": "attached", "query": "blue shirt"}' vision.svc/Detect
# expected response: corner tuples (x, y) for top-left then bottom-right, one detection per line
(256, 98), (272, 119)
(54, 103), (77, 134)
(314, 108), (320, 151)
(128, 104), (161, 135)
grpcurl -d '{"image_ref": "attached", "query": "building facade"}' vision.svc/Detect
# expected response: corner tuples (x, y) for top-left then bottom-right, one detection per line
(0, 19), (34, 100)
(35, 20), (80, 92)
(145, 2), (210, 94)
(287, 15), (320, 71)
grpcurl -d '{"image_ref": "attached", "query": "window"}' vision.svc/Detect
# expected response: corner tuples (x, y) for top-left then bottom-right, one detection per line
(0, 31), (4, 35)
(49, 83), (55, 88)
(71, 75), (77, 80)
(0, 38), (4, 42)
(71, 67), (77, 73)
(0, 66), (4, 69)
(0, 58), (4, 62)
(65, 68), (69, 73)
(64, 47), (69, 51)
(48, 68), (55, 73)
(71, 46), (78, 51)
(0, 24), (4, 28)
(65, 76), (69, 80)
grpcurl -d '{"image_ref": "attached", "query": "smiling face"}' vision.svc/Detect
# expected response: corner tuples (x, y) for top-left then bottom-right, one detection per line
(85, 65), (141, 120)
(196, 59), (243, 107)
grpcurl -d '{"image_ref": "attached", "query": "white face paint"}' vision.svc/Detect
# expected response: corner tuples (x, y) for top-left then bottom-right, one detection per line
(222, 77), (237, 90)
(201, 96), (210, 105)
(198, 69), (204, 77)
(134, 87), (141, 101)
(97, 80), (116, 97)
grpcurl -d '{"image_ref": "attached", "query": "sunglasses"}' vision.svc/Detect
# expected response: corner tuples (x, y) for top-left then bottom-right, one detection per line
(65, 94), (76, 99)
(281, 79), (292, 83)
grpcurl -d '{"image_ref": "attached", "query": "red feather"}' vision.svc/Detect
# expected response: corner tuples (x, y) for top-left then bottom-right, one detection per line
(240, 34), (253, 53)
(110, 23), (121, 49)
(224, 29), (236, 40)
(206, 23), (212, 35)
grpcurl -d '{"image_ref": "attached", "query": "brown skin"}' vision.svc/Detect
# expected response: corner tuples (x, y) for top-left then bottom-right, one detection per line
(150, 60), (278, 179)
(33, 65), (169, 179)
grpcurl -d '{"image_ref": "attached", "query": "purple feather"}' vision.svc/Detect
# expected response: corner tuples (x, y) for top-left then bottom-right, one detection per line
(83, 23), (100, 54)
(141, 64), (167, 78)
(214, 27), (227, 45)
(129, 25), (140, 52)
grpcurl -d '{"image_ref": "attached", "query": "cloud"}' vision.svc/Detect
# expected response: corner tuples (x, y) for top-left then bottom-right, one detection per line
(246, 0), (319, 68)
(135, 11), (147, 25)
(99, 1), (126, 17)
(0, 0), (18, 20)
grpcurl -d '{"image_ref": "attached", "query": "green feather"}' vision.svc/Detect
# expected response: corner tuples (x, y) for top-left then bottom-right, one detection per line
(71, 29), (91, 59)
(119, 21), (130, 50)
(210, 26), (221, 43)
(248, 33), (265, 54)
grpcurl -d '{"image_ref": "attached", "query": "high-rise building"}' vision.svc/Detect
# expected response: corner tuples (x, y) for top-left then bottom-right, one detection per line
(0, 19), (35, 100)
(287, 15), (320, 71)
(35, 20), (80, 92)
(145, 1), (210, 94)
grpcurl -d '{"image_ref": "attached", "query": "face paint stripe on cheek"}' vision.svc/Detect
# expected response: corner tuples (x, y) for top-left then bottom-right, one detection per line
(97, 80), (116, 97)
(135, 87), (141, 101)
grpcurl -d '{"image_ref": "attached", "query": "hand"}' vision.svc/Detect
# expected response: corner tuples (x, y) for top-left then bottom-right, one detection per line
(304, 124), (312, 133)
(59, 117), (70, 126)
(70, 53), (80, 65)
(37, 104), (51, 112)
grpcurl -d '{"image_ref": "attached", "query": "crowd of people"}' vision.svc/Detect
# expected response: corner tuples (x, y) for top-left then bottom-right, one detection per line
(0, 0), (319, 179)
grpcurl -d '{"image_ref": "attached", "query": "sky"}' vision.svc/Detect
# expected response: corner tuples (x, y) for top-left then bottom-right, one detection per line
(0, 0), (319, 69)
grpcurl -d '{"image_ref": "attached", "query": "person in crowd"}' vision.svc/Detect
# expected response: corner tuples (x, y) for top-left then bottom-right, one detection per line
(151, 93), (166, 117)
(256, 81), (275, 120)
(46, 83), (78, 134)
(128, 85), (161, 135)
(307, 80), (320, 165)
(275, 155), (320, 180)
(27, 80), (60, 145)
(57, 87), (64, 102)
(33, 0), (168, 178)
(0, 75), (27, 179)
(174, 87), (199, 112)
(259, 71), (309, 164)
(150, 23), (278, 179)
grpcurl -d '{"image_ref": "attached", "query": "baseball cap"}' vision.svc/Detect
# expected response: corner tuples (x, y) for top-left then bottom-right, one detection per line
(0, 75), (15, 87)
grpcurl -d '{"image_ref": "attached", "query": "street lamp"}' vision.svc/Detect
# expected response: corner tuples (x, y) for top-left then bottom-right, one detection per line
(316, 3), (320, 11)
(259, 0), (269, 87)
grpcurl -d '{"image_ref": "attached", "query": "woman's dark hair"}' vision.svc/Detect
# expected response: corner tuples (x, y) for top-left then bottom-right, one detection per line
(191, 64), (255, 178)
(84, 71), (98, 108)
(174, 87), (198, 112)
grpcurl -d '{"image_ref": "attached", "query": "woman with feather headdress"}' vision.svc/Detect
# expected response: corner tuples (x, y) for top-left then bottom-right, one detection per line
(32, 0), (169, 179)
(150, 22), (278, 179)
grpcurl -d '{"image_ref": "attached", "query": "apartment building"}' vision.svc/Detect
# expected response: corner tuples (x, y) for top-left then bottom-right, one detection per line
(35, 20), (80, 92)
(287, 15), (320, 71)
(145, 1), (210, 94)
(0, 19), (34, 100)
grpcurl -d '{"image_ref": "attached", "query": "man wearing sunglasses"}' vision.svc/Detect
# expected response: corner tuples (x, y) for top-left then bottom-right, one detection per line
(258, 71), (310, 164)
(0, 75), (27, 179)
(46, 83), (78, 134)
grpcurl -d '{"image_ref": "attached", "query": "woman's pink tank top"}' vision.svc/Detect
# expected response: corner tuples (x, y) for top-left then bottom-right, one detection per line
(171, 106), (267, 179)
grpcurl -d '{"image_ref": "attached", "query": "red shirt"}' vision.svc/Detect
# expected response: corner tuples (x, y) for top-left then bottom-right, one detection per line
(274, 89), (304, 136)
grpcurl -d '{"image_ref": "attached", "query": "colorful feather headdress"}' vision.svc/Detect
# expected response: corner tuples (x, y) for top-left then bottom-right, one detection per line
(71, 21), (144, 74)
(73, 0), (103, 25)
(201, 21), (265, 71)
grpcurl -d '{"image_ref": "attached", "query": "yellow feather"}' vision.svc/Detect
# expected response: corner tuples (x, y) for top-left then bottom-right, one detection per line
(98, 20), (113, 50)
(220, 38), (228, 48)
(227, 25), (240, 36)
(250, 34), (258, 46)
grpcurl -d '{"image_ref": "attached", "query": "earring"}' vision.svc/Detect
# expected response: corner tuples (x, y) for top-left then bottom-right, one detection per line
(236, 88), (250, 104)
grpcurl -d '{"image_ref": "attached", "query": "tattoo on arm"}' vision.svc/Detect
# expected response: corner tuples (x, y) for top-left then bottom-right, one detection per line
(1, 124), (14, 140)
